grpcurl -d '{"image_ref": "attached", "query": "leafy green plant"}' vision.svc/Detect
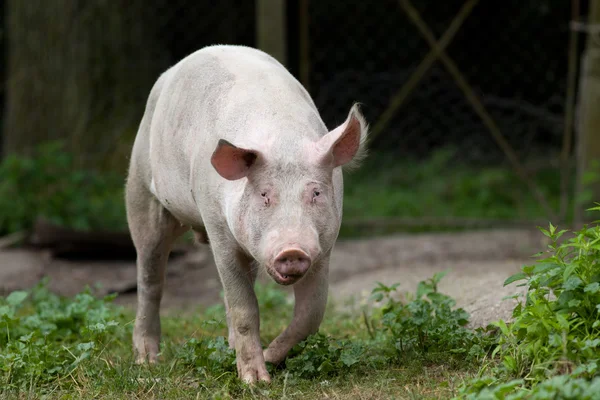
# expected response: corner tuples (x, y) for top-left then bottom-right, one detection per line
(285, 332), (365, 379)
(177, 334), (236, 376)
(495, 217), (600, 381)
(457, 371), (600, 399)
(522, 374), (600, 400)
(458, 205), (600, 398)
(0, 140), (126, 235)
(370, 271), (495, 362)
(0, 279), (124, 390)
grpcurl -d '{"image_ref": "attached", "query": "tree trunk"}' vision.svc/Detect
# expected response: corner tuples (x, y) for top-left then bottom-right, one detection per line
(3, 0), (167, 170)
(574, 0), (600, 223)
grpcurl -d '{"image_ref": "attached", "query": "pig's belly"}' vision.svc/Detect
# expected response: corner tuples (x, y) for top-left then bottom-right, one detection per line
(149, 172), (204, 229)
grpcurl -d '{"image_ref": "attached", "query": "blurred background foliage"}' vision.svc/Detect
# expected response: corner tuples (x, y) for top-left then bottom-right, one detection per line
(0, 0), (597, 238)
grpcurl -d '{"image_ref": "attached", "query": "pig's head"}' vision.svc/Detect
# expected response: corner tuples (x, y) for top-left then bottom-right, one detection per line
(210, 105), (368, 285)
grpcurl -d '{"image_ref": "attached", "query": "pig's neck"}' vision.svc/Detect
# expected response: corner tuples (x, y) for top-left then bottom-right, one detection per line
(221, 180), (253, 255)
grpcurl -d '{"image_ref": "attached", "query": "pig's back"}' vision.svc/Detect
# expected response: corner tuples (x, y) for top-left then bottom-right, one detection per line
(146, 45), (325, 227)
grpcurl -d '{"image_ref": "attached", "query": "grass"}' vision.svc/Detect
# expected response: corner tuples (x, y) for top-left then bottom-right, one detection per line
(4, 209), (600, 398)
(0, 279), (480, 399)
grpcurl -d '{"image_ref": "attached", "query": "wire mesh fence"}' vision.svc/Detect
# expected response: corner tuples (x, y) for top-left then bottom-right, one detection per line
(303, 0), (578, 228)
(307, 0), (571, 164)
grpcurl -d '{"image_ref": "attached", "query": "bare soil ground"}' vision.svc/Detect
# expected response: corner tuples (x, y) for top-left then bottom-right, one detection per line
(0, 228), (545, 327)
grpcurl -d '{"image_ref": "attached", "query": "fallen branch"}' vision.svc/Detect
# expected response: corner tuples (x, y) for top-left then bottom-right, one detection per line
(0, 231), (27, 249)
(28, 218), (136, 260)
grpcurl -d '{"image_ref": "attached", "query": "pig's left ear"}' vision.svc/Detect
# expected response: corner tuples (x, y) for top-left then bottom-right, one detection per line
(317, 104), (369, 169)
(211, 139), (259, 180)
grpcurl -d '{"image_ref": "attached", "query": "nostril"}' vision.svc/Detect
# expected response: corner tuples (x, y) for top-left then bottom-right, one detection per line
(274, 249), (312, 276)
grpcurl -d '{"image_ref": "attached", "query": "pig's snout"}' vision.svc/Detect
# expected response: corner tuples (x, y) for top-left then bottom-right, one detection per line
(273, 249), (311, 285)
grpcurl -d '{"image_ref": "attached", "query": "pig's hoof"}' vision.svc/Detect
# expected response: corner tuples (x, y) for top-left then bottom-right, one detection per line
(135, 357), (157, 365)
(135, 355), (158, 365)
(237, 359), (271, 384)
(134, 348), (159, 365)
(263, 348), (285, 366)
(133, 335), (159, 365)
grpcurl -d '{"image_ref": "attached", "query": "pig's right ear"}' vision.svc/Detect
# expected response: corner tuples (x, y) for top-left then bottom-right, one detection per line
(211, 139), (259, 180)
(316, 104), (369, 170)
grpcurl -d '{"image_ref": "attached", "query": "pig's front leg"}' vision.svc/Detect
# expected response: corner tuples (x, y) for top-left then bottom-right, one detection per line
(215, 250), (270, 384)
(263, 260), (329, 365)
(224, 264), (258, 349)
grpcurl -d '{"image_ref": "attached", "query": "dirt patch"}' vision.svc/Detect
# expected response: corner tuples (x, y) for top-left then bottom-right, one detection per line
(0, 228), (543, 326)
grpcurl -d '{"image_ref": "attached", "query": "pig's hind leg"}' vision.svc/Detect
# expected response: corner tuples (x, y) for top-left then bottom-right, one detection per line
(126, 174), (188, 364)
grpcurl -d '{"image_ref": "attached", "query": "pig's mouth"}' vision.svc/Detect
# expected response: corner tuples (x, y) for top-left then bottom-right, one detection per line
(269, 268), (303, 286)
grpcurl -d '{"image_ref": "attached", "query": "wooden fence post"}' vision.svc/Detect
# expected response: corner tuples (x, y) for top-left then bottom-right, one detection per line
(298, 0), (310, 91)
(256, 0), (287, 66)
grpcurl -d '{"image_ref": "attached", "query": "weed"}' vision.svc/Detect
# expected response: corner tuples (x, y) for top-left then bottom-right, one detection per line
(177, 334), (236, 376)
(497, 217), (600, 379)
(457, 205), (600, 398)
(0, 279), (124, 391)
(285, 332), (366, 379)
(370, 270), (496, 363)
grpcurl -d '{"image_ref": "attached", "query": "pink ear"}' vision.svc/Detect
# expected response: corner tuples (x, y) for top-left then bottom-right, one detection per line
(318, 105), (367, 168)
(210, 139), (258, 180)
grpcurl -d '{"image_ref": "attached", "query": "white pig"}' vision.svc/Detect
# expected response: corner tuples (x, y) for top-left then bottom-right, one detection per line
(125, 45), (368, 384)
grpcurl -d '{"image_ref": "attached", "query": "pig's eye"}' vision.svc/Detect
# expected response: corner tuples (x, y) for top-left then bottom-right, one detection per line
(312, 190), (321, 202)
(261, 191), (270, 205)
